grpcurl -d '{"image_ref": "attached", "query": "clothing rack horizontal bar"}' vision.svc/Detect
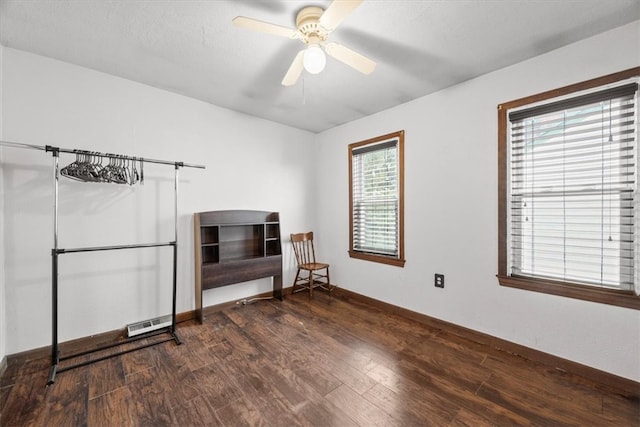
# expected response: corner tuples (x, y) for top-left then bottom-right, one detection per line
(0, 139), (205, 169)
(57, 339), (174, 373)
(0, 140), (47, 152)
(57, 332), (179, 373)
(56, 241), (175, 254)
(60, 327), (176, 361)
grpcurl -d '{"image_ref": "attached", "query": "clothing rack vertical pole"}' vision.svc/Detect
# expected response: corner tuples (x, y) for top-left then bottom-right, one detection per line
(171, 163), (181, 342)
(48, 147), (60, 384)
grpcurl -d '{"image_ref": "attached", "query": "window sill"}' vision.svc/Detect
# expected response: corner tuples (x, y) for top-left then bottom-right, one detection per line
(497, 275), (639, 310)
(349, 251), (405, 267)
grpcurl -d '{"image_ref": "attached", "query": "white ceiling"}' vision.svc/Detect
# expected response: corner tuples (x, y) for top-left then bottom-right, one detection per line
(1, 0), (639, 133)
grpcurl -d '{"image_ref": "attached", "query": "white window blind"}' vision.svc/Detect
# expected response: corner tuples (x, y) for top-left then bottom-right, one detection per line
(508, 82), (638, 290)
(351, 139), (399, 257)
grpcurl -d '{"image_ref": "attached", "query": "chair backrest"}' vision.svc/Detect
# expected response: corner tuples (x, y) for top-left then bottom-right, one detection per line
(290, 232), (317, 266)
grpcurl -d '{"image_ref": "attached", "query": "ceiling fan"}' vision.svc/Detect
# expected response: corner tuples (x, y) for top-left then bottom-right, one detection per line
(232, 0), (376, 86)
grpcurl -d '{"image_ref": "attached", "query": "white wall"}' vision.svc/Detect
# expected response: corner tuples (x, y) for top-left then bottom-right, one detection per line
(2, 22), (639, 383)
(315, 21), (640, 381)
(0, 48), (316, 354)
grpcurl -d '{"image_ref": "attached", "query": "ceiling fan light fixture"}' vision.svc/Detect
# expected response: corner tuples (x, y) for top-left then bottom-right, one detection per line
(234, 1), (375, 85)
(303, 44), (326, 74)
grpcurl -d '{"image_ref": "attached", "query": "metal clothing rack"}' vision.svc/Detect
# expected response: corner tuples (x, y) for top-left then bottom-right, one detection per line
(0, 140), (205, 385)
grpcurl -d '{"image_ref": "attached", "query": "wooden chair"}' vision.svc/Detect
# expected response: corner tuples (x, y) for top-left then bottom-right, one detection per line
(290, 232), (333, 297)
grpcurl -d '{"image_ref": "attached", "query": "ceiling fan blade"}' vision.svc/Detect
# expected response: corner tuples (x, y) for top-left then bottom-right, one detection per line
(282, 50), (305, 86)
(319, 0), (363, 31)
(325, 42), (376, 74)
(232, 16), (298, 39)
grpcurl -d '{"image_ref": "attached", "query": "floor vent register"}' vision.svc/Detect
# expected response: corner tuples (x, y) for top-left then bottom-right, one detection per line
(127, 314), (172, 337)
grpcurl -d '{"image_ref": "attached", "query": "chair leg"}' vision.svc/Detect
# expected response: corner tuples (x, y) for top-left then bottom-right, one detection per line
(326, 267), (332, 297)
(308, 270), (313, 299)
(292, 268), (301, 295)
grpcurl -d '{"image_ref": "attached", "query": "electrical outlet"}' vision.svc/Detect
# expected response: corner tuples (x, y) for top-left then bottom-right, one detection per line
(434, 273), (445, 288)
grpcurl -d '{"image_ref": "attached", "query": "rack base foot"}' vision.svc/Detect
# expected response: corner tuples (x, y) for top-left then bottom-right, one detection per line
(171, 330), (183, 345)
(46, 364), (58, 386)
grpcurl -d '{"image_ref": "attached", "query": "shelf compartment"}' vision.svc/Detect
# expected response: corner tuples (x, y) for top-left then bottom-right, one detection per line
(266, 239), (281, 256)
(219, 238), (263, 261)
(200, 226), (219, 245)
(202, 245), (219, 264)
(266, 223), (280, 240)
(220, 224), (263, 242)
(219, 225), (264, 260)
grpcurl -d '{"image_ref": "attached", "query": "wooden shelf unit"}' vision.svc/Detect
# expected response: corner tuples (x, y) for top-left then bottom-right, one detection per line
(194, 210), (283, 322)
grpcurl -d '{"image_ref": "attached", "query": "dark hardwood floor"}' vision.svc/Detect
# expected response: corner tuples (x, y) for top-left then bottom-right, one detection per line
(1, 291), (638, 426)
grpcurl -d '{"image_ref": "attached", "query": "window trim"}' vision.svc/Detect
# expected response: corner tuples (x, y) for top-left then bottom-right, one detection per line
(497, 67), (640, 310)
(349, 130), (405, 267)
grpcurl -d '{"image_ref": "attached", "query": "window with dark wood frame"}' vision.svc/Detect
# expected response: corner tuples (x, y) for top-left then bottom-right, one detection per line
(498, 68), (640, 310)
(349, 130), (405, 267)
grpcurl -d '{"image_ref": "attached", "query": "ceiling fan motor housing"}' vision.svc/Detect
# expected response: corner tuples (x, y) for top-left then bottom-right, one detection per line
(296, 6), (329, 44)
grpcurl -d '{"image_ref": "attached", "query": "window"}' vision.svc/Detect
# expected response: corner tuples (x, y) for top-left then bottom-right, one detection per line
(498, 68), (640, 309)
(349, 130), (405, 267)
